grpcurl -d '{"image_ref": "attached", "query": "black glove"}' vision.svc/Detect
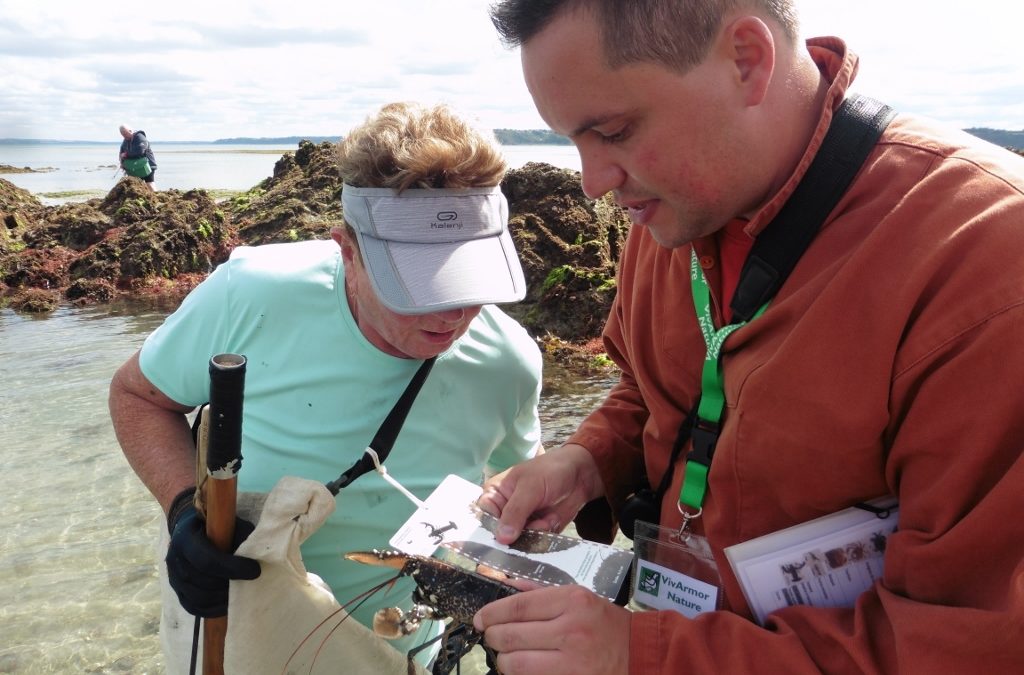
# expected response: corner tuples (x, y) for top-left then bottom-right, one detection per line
(165, 487), (261, 618)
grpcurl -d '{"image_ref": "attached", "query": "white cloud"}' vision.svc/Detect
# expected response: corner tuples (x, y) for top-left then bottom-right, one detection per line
(0, 0), (1020, 141)
(799, 1), (1024, 129)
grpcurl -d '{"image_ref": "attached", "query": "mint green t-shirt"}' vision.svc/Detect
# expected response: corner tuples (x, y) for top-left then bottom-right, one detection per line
(140, 239), (542, 662)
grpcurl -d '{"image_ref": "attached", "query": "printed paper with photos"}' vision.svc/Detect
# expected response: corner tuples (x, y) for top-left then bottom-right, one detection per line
(389, 474), (633, 601)
(725, 500), (898, 625)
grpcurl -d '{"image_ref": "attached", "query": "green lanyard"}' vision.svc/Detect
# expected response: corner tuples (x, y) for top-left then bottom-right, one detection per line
(679, 248), (767, 512)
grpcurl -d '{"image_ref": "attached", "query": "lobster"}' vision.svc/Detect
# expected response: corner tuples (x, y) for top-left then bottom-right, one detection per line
(284, 549), (519, 675)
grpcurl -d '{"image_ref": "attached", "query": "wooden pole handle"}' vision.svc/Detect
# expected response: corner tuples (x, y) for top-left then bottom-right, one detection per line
(201, 353), (246, 675)
(203, 477), (237, 675)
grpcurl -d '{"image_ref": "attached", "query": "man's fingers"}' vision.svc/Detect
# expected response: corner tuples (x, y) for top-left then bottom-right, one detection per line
(474, 585), (568, 631)
(478, 449), (598, 543)
(475, 585), (632, 675)
(477, 484), (510, 519)
(524, 512), (562, 532)
(491, 650), (567, 675)
(485, 620), (567, 654)
(494, 475), (564, 543)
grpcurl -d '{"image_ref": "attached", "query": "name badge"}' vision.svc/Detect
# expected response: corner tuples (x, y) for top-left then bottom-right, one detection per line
(632, 558), (719, 618)
(629, 520), (722, 618)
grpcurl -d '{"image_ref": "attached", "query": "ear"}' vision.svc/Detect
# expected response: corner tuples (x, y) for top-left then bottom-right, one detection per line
(721, 16), (775, 107)
(331, 226), (358, 266)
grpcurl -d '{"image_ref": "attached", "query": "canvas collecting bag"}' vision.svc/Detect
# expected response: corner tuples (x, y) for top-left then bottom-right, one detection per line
(157, 476), (424, 674)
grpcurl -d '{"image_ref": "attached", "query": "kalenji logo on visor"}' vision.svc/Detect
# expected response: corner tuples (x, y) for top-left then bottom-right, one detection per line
(431, 211), (462, 230)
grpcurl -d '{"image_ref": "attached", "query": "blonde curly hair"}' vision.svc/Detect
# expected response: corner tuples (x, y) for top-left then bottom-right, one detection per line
(336, 101), (507, 192)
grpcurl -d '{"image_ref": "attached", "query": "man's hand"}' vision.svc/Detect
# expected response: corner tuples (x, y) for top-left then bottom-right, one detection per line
(165, 493), (260, 618)
(473, 585), (631, 675)
(477, 443), (604, 544)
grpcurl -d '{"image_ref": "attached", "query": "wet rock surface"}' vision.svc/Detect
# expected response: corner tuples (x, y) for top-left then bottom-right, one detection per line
(1, 141), (629, 371)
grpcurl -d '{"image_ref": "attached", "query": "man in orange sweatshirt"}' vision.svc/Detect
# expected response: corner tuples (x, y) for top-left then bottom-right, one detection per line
(475, 1), (1024, 673)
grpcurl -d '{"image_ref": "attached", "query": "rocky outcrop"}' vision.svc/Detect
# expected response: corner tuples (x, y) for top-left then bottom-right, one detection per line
(0, 142), (629, 369)
(230, 140), (342, 245)
(501, 162), (627, 344)
(1, 178), (236, 305)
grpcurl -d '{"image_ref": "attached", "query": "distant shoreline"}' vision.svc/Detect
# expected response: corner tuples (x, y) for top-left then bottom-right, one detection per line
(2, 127), (1020, 149)
(0, 130), (576, 147)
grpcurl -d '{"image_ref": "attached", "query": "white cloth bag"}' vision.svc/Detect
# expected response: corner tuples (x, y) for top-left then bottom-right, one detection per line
(158, 475), (426, 675)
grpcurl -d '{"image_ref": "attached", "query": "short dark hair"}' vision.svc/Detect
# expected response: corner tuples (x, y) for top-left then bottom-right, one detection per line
(490, 0), (799, 72)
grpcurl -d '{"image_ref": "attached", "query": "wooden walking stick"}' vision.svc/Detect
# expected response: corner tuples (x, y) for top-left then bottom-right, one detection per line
(199, 353), (247, 675)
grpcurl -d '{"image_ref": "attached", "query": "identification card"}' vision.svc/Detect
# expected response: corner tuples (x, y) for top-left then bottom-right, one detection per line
(629, 520), (722, 618)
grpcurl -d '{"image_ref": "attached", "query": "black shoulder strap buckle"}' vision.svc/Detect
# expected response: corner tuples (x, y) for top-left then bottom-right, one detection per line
(687, 417), (720, 467)
(730, 95), (897, 322)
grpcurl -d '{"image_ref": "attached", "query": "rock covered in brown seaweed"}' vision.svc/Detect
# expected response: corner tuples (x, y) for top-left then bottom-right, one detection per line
(501, 162), (628, 345)
(229, 140), (341, 245)
(1, 176), (236, 307)
(0, 145), (629, 366)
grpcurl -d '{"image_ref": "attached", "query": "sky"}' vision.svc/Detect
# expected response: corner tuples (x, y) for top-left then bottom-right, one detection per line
(0, 0), (1020, 142)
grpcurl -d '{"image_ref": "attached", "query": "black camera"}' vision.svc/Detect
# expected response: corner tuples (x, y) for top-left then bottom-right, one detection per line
(618, 487), (660, 541)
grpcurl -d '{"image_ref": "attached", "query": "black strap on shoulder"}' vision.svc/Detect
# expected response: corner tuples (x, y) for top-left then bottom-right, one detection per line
(730, 94), (896, 322)
(326, 356), (437, 495)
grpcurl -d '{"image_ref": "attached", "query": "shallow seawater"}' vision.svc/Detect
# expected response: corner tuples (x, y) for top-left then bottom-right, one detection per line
(0, 301), (172, 673)
(0, 300), (615, 673)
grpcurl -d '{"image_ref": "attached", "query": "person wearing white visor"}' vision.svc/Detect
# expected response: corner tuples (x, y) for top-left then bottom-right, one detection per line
(110, 101), (543, 670)
(336, 182), (526, 358)
(341, 184), (524, 316)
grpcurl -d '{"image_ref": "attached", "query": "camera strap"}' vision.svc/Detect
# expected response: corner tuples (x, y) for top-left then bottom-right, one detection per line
(325, 356), (437, 494)
(679, 95), (895, 517)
